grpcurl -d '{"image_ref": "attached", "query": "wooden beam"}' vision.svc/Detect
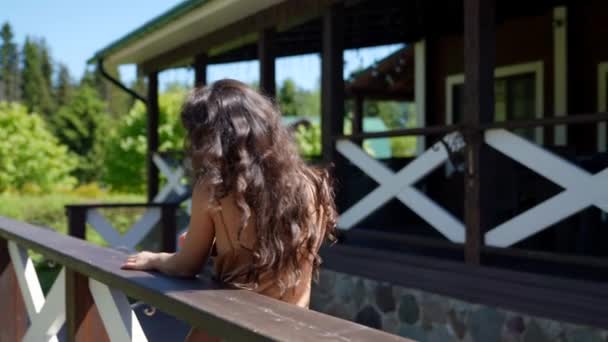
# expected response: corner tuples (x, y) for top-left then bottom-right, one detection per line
(147, 72), (160, 202)
(463, 0), (495, 264)
(194, 53), (207, 88)
(321, 3), (345, 163)
(140, 0), (333, 74)
(258, 28), (276, 97)
(352, 95), (364, 136)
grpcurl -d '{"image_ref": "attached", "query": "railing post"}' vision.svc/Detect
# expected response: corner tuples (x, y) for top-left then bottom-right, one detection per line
(65, 206), (110, 341)
(0, 238), (28, 341)
(65, 270), (110, 342)
(161, 204), (177, 253)
(67, 206), (87, 240)
(463, 0), (496, 264)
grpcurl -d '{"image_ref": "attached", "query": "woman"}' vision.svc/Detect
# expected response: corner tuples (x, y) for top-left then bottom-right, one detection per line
(121, 79), (337, 341)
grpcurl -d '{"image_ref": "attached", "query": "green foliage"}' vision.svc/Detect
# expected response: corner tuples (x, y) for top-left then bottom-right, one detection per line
(294, 123), (321, 158)
(50, 85), (110, 182)
(21, 38), (55, 116)
(101, 85), (188, 193)
(55, 63), (73, 107)
(0, 22), (19, 102)
(0, 102), (77, 192)
(278, 78), (298, 116)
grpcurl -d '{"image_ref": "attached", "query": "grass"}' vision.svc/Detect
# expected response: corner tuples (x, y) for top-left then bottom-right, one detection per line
(0, 190), (146, 293)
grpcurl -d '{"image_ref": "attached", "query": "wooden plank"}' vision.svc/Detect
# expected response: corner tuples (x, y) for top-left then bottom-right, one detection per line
(335, 123), (461, 140)
(462, 0), (495, 264)
(194, 53), (207, 88)
(66, 203), (179, 209)
(66, 270), (110, 342)
(321, 3), (345, 163)
(0, 238), (27, 342)
(0, 217), (409, 342)
(258, 28), (276, 98)
(147, 72), (160, 203)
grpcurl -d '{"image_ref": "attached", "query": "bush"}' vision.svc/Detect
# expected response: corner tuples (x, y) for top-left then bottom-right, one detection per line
(100, 85), (188, 193)
(0, 102), (77, 192)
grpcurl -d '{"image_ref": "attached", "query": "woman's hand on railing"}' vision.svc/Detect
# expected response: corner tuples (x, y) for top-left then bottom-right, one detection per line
(121, 251), (164, 271)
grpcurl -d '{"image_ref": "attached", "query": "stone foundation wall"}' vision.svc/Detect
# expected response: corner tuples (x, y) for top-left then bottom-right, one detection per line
(310, 269), (608, 342)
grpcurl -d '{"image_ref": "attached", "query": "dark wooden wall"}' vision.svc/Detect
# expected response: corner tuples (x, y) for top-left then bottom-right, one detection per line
(568, 0), (608, 152)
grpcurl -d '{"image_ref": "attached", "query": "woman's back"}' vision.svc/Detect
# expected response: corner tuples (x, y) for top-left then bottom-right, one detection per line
(211, 189), (320, 308)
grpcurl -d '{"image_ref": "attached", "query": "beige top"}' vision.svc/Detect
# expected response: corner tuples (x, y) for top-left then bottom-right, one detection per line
(210, 194), (321, 308)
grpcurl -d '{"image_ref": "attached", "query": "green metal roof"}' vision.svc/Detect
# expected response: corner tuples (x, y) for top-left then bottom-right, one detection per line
(88, 0), (209, 64)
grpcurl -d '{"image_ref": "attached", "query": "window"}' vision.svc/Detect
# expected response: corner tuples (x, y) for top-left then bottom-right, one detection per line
(446, 61), (544, 144)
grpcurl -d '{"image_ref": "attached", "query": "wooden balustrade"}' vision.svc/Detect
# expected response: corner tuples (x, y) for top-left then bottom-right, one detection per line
(65, 203), (179, 253)
(0, 216), (409, 341)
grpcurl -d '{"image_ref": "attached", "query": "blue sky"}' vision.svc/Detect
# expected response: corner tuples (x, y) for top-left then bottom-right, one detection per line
(1, 0), (403, 90)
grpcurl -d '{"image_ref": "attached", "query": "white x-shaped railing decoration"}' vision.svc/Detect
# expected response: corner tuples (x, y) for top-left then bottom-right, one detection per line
(484, 129), (608, 247)
(336, 133), (466, 242)
(89, 279), (148, 342)
(7, 242), (65, 342)
(86, 208), (161, 252)
(153, 153), (187, 203)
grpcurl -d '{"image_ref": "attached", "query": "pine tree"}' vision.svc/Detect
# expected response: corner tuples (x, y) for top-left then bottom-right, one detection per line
(0, 22), (20, 102)
(55, 63), (73, 107)
(21, 37), (53, 115)
(38, 39), (53, 92)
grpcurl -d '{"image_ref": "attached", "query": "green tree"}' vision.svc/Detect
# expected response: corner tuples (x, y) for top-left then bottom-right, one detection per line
(51, 85), (107, 154)
(101, 86), (188, 192)
(0, 102), (77, 192)
(0, 22), (19, 102)
(278, 78), (298, 116)
(55, 63), (73, 107)
(38, 39), (53, 94)
(21, 38), (54, 116)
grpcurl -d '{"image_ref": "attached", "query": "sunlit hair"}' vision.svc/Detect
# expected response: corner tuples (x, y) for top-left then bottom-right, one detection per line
(181, 79), (337, 294)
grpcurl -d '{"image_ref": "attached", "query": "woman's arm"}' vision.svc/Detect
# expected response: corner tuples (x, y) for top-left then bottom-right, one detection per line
(121, 183), (216, 277)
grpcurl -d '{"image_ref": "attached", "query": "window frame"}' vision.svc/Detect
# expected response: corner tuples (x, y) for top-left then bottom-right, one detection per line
(445, 61), (545, 144)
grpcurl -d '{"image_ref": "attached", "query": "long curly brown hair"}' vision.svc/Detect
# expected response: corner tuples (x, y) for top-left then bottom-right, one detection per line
(181, 79), (337, 294)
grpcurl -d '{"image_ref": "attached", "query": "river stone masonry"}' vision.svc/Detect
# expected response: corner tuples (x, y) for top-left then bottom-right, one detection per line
(310, 269), (608, 342)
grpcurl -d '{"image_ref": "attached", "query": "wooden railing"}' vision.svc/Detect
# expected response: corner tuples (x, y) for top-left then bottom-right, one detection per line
(65, 203), (179, 253)
(0, 216), (409, 341)
(334, 112), (608, 266)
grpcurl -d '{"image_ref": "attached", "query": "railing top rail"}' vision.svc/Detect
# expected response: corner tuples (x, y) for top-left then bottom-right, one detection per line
(0, 216), (407, 341)
(334, 112), (608, 140)
(65, 202), (180, 209)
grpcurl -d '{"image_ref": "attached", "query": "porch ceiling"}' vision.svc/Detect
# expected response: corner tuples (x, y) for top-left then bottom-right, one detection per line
(89, 0), (286, 66)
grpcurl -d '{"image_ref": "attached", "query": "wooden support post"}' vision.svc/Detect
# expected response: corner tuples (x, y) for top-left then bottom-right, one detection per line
(258, 28), (276, 98)
(0, 238), (27, 341)
(321, 3), (345, 163)
(161, 204), (177, 253)
(147, 72), (160, 202)
(463, 0), (495, 264)
(353, 95), (364, 145)
(66, 270), (110, 342)
(194, 53), (207, 88)
(67, 206), (87, 240)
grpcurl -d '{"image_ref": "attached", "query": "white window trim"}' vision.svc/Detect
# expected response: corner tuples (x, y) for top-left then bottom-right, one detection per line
(445, 61), (545, 144)
(598, 62), (608, 152)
